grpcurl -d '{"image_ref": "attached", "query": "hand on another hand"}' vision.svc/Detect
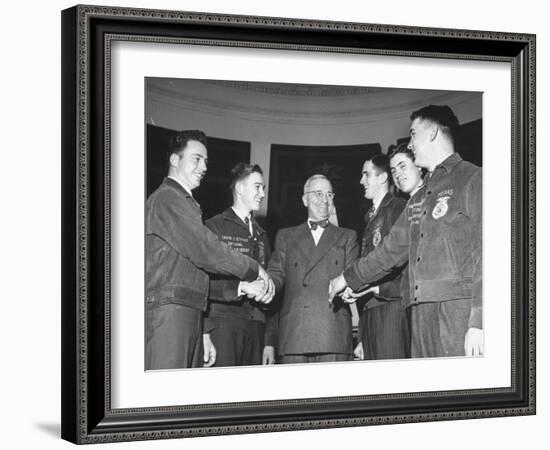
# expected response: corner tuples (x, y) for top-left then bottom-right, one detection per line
(340, 286), (373, 304)
(254, 266), (275, 304)
(328, 273), (348, 304)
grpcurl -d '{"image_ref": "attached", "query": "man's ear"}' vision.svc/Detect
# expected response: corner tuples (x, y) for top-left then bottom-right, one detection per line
(429, 125), (439, 142)
(379, 171), (389, 185)
(235, 180), (244, 197)
(302, 194), (308, 208)
(169, 153), (179, 168)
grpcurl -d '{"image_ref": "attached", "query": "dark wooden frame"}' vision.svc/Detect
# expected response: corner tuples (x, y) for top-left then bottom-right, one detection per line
(61, 4), (536, 444)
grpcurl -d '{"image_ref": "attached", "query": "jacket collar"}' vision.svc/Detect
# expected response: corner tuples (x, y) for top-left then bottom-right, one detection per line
(379, 191), (393, 209)
(293, 222), (343, 274)
(221, 207), (266, 235)
(304, 223), (343, 276)
(366, 191), (393, 222)
(435, 152), (462, 174)
(164, 177), (202, 211)
(165, 177), (193, 198)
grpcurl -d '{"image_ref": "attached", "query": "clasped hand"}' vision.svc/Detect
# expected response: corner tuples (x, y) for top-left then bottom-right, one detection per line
(340, 286), (375, 303)
(241, 267), (275, 304)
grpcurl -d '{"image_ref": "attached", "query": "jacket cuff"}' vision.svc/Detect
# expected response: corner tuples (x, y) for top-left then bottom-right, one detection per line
(242, 260), (259, 282)
(223, 281), (240, 301)
(343, 266), (364, 291)
(264, 330), (278, 348)
(203, 316), (216, 334)
(468, 304), (482, 329)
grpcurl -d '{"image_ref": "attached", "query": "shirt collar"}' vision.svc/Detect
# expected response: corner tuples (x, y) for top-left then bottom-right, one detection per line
(231, 206), (251, 225)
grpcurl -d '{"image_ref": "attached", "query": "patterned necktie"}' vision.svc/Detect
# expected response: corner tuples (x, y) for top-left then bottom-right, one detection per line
(367, 205), (376, 220)
(309, 219), (329, 230)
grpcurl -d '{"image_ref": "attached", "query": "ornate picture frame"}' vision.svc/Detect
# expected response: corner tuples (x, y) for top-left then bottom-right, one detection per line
(61, 4), (535, 444)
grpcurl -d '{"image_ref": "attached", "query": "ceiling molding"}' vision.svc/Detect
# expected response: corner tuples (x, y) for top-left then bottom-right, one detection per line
(199, 80), (381, 97)
(148, 87), (480, 127)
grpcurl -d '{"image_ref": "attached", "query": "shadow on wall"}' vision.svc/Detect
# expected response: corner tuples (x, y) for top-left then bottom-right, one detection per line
(35, 423), (60, 438)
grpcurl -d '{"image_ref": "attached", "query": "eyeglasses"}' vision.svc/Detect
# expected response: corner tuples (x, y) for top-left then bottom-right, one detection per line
(304, 190), (335, 201)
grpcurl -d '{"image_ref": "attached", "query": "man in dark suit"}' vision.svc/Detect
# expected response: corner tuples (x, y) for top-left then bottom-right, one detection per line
(267, 174), (358, 363)
(349, 154), (409, 361)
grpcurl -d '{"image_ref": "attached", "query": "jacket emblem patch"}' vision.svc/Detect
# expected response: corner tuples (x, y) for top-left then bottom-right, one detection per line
(372, 226), (382, 247)
(432, 195), (451, 220)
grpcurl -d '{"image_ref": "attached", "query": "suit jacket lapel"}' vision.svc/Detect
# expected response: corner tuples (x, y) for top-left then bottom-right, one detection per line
(295, 222), (315, 261)
(305, 224), (340, 275)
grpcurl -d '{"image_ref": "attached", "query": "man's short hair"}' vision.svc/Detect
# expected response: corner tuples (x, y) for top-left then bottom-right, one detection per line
(410, 105), (459, 141)
(167, 129), (208, 156)
(388, 142), (415, 162)
(303, 174), (331, 194)
(367, 153), (391, 184)
(229, 162), (263, 193)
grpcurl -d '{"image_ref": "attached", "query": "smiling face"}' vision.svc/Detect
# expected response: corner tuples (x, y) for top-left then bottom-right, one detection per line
(407, 117), (433, 169)
(360, 160), (387, 200)
(170, 140), (208, 192)
(390, 153), (423, 194)
(237, 171), (265, 213)
(302, 176), (333, 221)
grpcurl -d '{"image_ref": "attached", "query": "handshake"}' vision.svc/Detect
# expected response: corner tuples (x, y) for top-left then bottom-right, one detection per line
(328, 273), (373, 304)
(240, 266), (275, 304)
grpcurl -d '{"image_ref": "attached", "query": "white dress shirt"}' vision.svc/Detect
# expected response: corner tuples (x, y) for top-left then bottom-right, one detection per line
(308, 218), (326, 246)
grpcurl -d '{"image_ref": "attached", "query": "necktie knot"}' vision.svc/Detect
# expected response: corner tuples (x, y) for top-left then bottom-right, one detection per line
(244, 216), (254, 236)
(309, 219), (329, 230)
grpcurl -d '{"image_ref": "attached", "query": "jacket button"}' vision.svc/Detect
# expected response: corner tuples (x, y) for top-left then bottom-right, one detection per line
(420, 233), (424, 238)
(416, 257), (421, 262)
(303, 282), (307, 287)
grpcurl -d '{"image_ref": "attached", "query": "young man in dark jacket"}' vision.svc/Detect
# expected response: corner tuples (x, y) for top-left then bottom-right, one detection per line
(204, 163), (278, 367)
(388, 142), (425, 348)
(331, 105), (482, 358)
(351, 154), (409, 360)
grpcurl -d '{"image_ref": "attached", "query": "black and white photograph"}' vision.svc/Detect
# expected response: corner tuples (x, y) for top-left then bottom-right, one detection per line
(144, 78), (483, 370)
(56, 2), (538, 446)
(2, 0), (546, 446)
